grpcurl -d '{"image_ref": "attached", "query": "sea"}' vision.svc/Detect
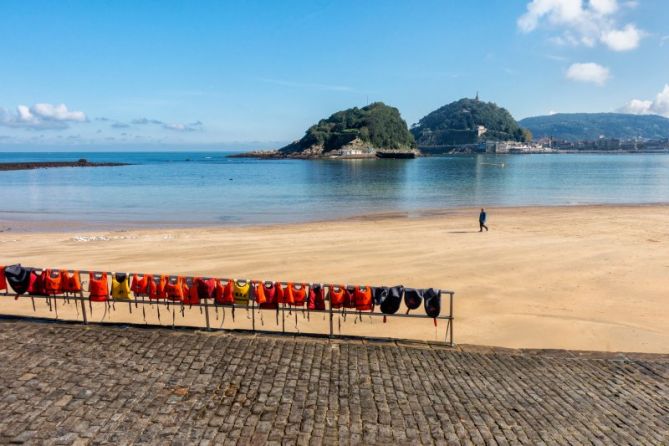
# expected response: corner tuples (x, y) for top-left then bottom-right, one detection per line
(1, 151), (668, 227)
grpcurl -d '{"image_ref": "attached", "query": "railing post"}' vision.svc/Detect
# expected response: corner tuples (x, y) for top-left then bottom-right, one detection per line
(204, 301), (211, 331)
(251, 299), (256, 332)
(80, 294), (88, 325)
(449, 292), (454, 346)
(281, 303), (285, 334)
(328, 295), (334, 339)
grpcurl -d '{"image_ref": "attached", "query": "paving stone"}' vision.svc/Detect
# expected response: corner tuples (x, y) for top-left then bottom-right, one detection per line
(0, 320), (667, 445)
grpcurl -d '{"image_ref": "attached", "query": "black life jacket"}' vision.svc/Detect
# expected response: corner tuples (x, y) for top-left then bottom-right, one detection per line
(380, 285), (403, 315)
(372, 287), (388, 306)
(423, 288), (441, 318)
(5, 264), (32, 295)
(404, 288), (424, 313)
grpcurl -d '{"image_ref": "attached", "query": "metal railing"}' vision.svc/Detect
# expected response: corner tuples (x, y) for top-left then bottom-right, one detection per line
(1, 267), (455, 345)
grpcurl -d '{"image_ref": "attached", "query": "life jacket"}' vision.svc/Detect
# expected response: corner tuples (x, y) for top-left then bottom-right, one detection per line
(343, 285), (356, 308)
(404, 288), (424, 313)
(354, 286), (373, 311)
(148, 275), (167, 300)
(111, 273), (132, 300)
(215, 279), (234, 305)
(4, 264), (32, 295)
(308, 284), (325, 311)
(233, 280), (250, 305)
(380, 285), (404, 315)
(258, 281), (278, 309)
(423, 288), (441, 320)
(286, 283), (307, 306)
(61, 270), (82, 294)
(164, 276), (185, 301)
(275, 282), (292, 305)
(373, 287), (388, 306)
(187, 277), (215, 305)
(27, 270), (46, 295)
(44, 269), (63, 296)
(0, 266), (7, 292)
(88, 272), (109, 302)
(131, 274), (149, 295)
(328, 285), (346, 309)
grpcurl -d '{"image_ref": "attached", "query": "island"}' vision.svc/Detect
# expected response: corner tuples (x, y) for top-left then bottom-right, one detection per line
(411, 97), (531, 155)
(232, 102), (418, 159)
(0, 159), (129, 171)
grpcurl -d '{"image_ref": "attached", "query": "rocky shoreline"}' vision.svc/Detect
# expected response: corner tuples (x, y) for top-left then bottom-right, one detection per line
(0, 159), (129, 171)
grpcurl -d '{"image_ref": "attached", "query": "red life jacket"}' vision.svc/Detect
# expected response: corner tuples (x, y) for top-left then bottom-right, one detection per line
(286, 283), (307, 306)
(27, 270), (46, 295)
(43, 269), (62, 296)
(164, 276), (184, 301)
(276, 283), (292, 305)
(215, 279), (234, 305)
(148, 275), (166, 300)
(0, 266), (7, 291)
(187, 277), (216, 305)
(308, 284), (325, 311)
(258, 281), (278, 309)
(88, 272), (109, 302)
(354, 286), (373, 311)
(131, 274), (149, 295)
(328, 285), (345, 309)
(344, 286), (356, 308)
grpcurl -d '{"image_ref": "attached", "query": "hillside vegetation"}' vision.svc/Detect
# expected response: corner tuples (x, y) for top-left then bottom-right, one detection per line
(279, 102), (415, 156)
(519, 113), (669, 141)
(411, 98), (528, 146)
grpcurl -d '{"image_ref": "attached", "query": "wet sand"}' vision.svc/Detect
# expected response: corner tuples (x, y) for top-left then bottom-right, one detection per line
(1, 204), (668, 353)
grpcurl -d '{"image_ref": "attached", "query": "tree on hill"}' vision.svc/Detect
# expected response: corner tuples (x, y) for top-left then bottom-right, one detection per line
(411, 98), (528, 146)
(280, 102), (416, 154)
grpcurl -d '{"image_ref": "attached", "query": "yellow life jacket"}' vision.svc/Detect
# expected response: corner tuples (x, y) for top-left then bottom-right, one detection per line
(111, 273), (133, 300)
(233, 280), (250, 305)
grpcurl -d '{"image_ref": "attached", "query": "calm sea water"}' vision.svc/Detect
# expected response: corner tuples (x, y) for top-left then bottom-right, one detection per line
(1, 151), (668, 226)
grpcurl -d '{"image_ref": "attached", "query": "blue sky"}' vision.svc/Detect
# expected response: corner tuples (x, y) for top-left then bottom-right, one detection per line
(1, 0), (668, 149)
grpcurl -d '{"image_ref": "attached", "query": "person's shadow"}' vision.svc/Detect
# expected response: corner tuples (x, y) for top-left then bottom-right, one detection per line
(447, 230), (480, 234)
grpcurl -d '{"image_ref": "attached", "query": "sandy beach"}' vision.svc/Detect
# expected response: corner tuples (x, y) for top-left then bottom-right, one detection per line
(1, 204), (668, 353)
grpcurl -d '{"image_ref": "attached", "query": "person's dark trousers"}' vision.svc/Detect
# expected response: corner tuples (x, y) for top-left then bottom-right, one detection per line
(479, 221), (488, 232)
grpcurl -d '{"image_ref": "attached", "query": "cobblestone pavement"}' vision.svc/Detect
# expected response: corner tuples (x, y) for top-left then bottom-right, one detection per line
(0, 320), (667, 445)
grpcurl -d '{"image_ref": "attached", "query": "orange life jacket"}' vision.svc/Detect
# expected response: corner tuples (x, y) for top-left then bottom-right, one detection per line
(131, 274), (149, 295)
(354, 286), (373, 311)
(253, 281), (266, 304)
(61, 270), (82, 294)
(88, 272), (109, 302)
(43, 269), (62, 295)
(164, 276), (184, 301)
(328, 285), (345, 309)
(214, 279), (234, 305)
(0, 266), (7, 291)
(286, 283), (307, 306)
(148, 275), (166, 300)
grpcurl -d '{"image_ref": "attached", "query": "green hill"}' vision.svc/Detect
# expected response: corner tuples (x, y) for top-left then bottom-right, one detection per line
(411, 98), (528, 146)
(519, 113), (669, 141)
(279, 102), (416, 157)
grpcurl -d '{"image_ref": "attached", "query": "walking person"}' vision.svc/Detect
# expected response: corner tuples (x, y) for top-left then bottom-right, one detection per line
(479, 208), (488, 232)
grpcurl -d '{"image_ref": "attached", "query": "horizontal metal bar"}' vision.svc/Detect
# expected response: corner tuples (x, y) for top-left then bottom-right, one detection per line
(29, 266), (454, 294)
(9, 294), (453, 320)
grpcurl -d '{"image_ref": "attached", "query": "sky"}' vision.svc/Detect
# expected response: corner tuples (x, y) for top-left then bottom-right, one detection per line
(0, 0), (668, 150)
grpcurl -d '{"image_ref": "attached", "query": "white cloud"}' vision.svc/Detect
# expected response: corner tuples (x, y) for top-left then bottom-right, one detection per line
(565, 62), (610, 85)
(0, 103), (87, 130)
(163, 121), (203, 132)
(518, 0), (644, 51)
(600, 24), (642, 51)
(619, 84), (669, 116)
